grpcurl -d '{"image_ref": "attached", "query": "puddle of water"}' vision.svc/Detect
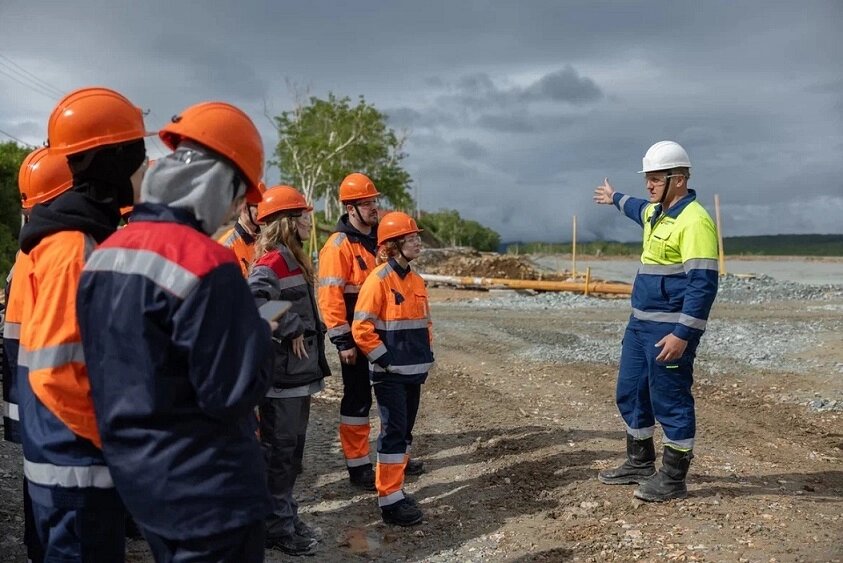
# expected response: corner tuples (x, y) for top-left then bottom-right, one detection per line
(339, 527), (382, 554)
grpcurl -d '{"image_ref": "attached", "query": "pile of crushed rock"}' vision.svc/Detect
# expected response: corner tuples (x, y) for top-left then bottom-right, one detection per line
(716, 274), (842, 303)
(416, 248), (565, 280)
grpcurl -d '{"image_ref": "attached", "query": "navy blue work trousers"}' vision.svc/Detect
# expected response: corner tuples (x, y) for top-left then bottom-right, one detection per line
(616, 323), (699, 449)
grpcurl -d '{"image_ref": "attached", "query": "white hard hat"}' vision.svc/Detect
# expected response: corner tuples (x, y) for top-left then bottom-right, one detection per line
(638, 140), (691, 173)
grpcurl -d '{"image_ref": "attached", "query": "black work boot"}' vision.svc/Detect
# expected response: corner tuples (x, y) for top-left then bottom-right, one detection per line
(381, 498), (423, 526)
(402, 491), (418, 507)
(634, 446), (693, 502)
(266, 532), (318, 556)
(405, 458), (425, 476)
(598, 435), (657, 485)
(348, 464), (376, 491)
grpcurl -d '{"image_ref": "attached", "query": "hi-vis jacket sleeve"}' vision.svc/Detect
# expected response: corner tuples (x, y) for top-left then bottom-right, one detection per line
(613, 192), (649, 229)
(675, 217), (719, 341)
(173, 265), (273, 420)
(317, 237), (354, 350)
(351, 279), (392, 368)
(22, 232), (101, 446)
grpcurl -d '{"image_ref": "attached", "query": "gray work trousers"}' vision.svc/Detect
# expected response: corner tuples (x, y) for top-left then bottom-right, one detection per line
(259, 395), (310, 539)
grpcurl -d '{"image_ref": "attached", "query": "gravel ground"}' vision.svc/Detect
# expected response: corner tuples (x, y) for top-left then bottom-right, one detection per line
(1, 265), (841, 562)
(438, 273), (843, 416)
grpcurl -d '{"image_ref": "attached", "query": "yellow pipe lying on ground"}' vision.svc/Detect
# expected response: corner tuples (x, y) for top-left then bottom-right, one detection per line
(420, 273), (632, 295)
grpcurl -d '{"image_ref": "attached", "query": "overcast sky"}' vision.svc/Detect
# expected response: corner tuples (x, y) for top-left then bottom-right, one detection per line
(1, 1), (841, 241)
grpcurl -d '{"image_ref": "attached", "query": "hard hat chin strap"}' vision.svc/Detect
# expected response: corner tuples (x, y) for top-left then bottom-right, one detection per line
(659, 176), (671, 205)
(246, 206), (261, 233)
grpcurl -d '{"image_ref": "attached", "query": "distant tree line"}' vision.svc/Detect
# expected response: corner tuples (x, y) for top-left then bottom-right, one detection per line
(417, 209), (501, 252)
(506, 235), (843, 257)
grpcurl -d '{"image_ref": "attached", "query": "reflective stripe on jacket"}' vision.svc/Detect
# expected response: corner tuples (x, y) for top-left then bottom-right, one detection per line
(77, 203), (273, 540)
(217, 222), (256, 277)
(249, 244), (330, 390)
(613, 189), (719, 340)
(352, 258), (434, 384)
(317, 216), (378, 351)
(3, 259), (27, 443)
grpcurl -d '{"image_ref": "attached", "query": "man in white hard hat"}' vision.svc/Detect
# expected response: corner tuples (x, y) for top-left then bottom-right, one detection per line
(593, 140), (719, 502)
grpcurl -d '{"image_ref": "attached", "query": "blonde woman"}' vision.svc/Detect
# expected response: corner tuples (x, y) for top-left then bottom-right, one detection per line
(248, 185), (330, 556)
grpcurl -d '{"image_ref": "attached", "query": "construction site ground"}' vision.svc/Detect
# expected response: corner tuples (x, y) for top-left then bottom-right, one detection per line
(1, 258), (842, 562)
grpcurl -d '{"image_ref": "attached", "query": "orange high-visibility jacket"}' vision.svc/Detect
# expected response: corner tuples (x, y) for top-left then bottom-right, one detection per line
(317, 220), (378, 351)
(352, 258), (434, 384)
(19, 231), (101, 447)
(2, 253), (31, 444)
(217, 222), (256, 277)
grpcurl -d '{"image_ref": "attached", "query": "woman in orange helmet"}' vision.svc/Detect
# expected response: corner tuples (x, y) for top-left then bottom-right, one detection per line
(247, 185), (330, 556)
(351, 211), (434, 527)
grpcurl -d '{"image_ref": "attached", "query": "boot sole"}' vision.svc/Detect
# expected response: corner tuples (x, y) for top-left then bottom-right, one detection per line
(349, 480), (377, 491)
(598, 472), (655, 485)
(633, 489), (688, 502)
(382, 514), (423, 527)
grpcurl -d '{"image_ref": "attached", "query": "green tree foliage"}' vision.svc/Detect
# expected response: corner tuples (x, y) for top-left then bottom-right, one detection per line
(418, 209), (501, 251)
(272, 93), (413, 220)
(0, 141), (29, 283)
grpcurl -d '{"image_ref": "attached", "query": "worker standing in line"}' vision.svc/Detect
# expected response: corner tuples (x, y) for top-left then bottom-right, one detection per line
(352, 211), (434, 526)
(218, 181), (265, 276)
(16, 87), (148, 560)
(593, 140), (719, 502)
(77, 102), (274, 562)
(4, 147), (74, 563)
(247, 185), (330, 556)
(316, 173), (381, 490)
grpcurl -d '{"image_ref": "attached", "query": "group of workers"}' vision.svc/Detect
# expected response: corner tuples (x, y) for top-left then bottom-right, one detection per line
(0, 86), (434, 562)
(0, 82), (718, 563)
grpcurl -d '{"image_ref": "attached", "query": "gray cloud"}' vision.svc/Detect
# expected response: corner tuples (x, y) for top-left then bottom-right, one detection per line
(0, 0), (840, 241)
(521, 66), (603, 104)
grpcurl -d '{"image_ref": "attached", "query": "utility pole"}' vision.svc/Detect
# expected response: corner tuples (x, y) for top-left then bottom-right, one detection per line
(572, 215), (577, 278)
(714, 194), (726, 276)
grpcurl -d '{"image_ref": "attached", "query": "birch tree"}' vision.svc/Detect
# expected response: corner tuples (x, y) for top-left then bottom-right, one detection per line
(272, 93), (412, 220)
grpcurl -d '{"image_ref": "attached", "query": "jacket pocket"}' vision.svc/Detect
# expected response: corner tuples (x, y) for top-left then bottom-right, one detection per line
(272, 335), (320, 388)
(413, 292), (430, 319)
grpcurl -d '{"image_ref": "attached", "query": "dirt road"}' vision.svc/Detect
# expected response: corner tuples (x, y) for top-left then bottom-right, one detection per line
(2, 288), (841, 562)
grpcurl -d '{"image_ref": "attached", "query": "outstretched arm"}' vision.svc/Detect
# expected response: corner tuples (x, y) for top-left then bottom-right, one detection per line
(594, 178), (649, 228)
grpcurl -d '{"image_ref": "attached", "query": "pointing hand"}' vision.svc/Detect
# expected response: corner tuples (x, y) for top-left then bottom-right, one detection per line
(593, 178), (616, 205)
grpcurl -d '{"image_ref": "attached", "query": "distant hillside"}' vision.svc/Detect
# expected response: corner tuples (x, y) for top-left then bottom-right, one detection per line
(505, 234), (843, 257)
(720, 234), (843, 256)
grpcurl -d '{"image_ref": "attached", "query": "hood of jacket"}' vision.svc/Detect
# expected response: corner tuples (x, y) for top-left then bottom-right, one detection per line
(140, 141), (245, 236)
(19, 190), (120, 253)
(334, 213), (378, 255)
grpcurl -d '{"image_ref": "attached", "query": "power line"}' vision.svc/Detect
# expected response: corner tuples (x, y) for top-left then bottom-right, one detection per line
(0, 53), (64, 98)
(0, 66), (59, 100)
(0, 127), (34, 147)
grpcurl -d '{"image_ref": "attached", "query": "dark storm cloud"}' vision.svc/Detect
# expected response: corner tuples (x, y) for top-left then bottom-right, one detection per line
(0, 0), (840, 240)
(521, 67), (603, 104)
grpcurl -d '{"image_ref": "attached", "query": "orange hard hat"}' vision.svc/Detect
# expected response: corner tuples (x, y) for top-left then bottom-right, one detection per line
(339, 172), (380, 203)
(47, 87), (146, 156)
(18, 147), (73, 209)
(159, 102), (264, 204)
(256, 185), (313, 223)
(377, 211), (423, 246)
(119, 205), (133, 218)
